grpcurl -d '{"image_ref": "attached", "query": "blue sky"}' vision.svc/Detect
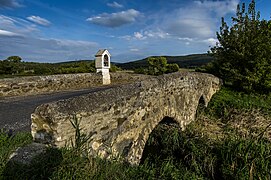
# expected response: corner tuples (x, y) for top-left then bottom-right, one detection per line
(0, 0), (270, 63)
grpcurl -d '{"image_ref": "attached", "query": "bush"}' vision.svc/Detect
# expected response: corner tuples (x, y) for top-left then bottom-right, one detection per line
(166, 63), (179, 73)
(110, 64), (122, 72)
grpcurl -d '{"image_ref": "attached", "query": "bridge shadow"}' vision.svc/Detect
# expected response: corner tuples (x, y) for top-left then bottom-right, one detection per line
(140, 116), (183, 165)
(196, 95), (207, 117)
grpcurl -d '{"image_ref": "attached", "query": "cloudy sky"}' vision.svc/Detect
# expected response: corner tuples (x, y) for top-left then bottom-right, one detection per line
(0, 0), (270, 63)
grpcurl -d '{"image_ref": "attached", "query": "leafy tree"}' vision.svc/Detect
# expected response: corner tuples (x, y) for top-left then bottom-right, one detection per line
(6, 56), (22, 63)
(134, 56), (179, 75)
(0, 56), (23, 74)
(147, 57), (168, 75)
(209, 0), (271, 93)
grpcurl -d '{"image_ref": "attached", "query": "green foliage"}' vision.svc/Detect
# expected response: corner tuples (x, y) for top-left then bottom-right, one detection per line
(0, 58), (99, 76)
(6, 56), (22, 63)
(133, 67), (148, 74)
(147, 57), (168, 75)
(0, 130), (32, 176)
(209, 0), (271, 93)
(69, 115), (94, 153)
(135, 56), (179, 75)
(205, 87), (271, 119)
(217, 133), (271, 179)
(141, 118), (271, 179)
(166, 63), (180, 73)
(110, 64), (122, 72)
(58, 61), (96, 74)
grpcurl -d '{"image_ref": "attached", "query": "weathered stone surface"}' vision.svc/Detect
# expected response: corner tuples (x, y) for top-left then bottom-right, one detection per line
(31, 72), (221, 165)
(0, 72), (148, 97)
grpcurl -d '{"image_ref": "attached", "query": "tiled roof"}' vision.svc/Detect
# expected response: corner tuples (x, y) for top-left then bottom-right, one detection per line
(95, 49), (107, 56)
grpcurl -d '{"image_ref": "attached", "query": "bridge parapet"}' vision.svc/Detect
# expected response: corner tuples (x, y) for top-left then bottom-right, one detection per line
(0, 72), (147, 97)
(31, 72), (221, 165)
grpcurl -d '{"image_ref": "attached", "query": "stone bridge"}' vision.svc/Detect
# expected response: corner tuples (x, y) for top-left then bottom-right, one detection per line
(31, 72), (221, 165)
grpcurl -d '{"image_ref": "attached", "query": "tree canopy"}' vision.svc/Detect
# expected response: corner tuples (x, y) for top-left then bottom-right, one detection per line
(134, 57), (179, 75)
(209, 0), (271, 93)
(6, 56), (22, 63)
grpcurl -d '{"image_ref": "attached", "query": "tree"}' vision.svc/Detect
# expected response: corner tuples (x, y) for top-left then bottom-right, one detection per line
(209, 0), (271, 93)
(6, 56), (22, 63)
(0, 56), (23, 74)
(147, 57), (168, 75)
(134, 56), (179, 75)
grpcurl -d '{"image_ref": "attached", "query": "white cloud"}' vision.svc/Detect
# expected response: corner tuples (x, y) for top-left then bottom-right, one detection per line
(117, 1), (236, 45)
(86, 9), (140, 28)
(134, 32), (145, 40)
(144, 30), (169, 39)
(107, 1), (123, 8)
(122, 29), (169, 41)
(178, 37), (194, 41)
(194, 0), (239, 16)
(130, 48), (139, 52)
(119, 35), (132, 40)
(0, 29), (20, 36)
(0, 15), (98, 62)
(151, 0), (239, 41)
(202, 38), (218, 46)
(0, 0), (22, 8)
(0, 15), (38, 36)
(0, 36), (98, 62)
(163, 7), (215, 39)
(27, 16), (51, 26)
(123, 0), (239, 49)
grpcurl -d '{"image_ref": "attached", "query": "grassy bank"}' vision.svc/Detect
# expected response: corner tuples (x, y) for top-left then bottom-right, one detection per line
(0, 88), (270, 179)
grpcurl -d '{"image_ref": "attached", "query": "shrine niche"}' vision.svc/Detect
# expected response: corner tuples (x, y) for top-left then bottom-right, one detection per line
(104, 54), (109, 67)
(95, 49), (111, 84)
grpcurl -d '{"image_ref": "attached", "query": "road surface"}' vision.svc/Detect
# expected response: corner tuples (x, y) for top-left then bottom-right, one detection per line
(0, 86), (114, 132)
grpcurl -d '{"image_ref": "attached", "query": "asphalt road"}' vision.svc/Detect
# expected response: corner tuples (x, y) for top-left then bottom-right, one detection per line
(0, 86), (114, 132)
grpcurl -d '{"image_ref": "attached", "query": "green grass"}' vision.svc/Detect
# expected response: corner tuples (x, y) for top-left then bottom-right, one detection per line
(1, 87), (271, 179)
(0, 130), (32, 176)
(205, 87), (271, 119)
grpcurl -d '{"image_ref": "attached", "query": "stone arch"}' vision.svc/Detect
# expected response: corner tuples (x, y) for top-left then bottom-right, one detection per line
(139, 116), (181, 164)
(196, 95), (207, 119)
(124, 114), (182, 165)
(199, 95), (207, 107)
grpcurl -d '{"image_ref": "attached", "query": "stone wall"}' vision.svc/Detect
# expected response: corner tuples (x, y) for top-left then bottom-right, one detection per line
(0, 72), (148, 97)
(31, 72), (221, 165)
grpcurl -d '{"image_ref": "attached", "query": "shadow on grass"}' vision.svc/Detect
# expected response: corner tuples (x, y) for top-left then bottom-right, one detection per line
(2, 148), (63, 180)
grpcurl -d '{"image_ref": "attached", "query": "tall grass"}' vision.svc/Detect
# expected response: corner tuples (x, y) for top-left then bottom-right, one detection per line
(0, 129), (32, 176)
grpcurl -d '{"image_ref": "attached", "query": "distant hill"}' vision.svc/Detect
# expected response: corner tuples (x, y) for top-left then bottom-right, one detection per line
(117, 54), (214, 70)
(54, 60), (94, 64)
